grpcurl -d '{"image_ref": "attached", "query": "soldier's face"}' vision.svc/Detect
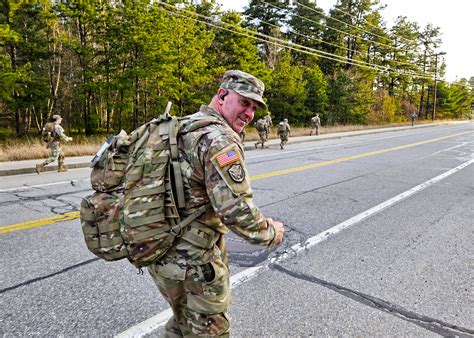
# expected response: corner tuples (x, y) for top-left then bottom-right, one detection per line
(220, 91), (258, 133)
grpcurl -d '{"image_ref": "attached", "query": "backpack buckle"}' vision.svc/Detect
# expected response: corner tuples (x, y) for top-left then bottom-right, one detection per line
(170, 224), (183, 237)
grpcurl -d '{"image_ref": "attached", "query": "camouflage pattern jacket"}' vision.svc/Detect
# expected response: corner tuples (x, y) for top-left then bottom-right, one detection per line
(154, 105), (277, 280)
(50, 124), (70, 146)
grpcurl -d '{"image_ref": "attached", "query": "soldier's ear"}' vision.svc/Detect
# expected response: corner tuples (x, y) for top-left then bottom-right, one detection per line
(219, 89), (229, 101)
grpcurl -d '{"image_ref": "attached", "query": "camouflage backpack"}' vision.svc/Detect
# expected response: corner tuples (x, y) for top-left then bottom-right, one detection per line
(41, 122), (56, 143)
(278, 121), (287, 132)
(255, 118), (266, 132)
(79, 108), (207, 268)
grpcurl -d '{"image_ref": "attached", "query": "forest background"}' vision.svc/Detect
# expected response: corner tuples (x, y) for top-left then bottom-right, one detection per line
(1, 0), (473, 143)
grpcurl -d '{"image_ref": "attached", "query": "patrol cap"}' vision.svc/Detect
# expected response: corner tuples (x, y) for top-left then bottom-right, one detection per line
(52, 114), (62, 121)
(220, 70), (267, 110)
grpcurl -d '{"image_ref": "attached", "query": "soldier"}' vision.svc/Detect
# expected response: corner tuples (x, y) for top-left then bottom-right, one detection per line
(239, 128), (246, 143)
(35, 114), (73, 174)
(411, 111), (417, 127)
(254, 117), (267, 148)
(277, 118), (291, 150)
(264, 112), (273, 140)
(147, 70), (285, 337)
(310, 113), (321, 136)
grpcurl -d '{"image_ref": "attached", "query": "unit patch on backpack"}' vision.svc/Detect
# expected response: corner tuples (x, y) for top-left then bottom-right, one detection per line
(79, 112), (209, 268)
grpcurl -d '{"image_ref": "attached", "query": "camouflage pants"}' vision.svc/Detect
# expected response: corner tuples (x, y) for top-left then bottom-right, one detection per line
(255, 131), (266, 148)
(43, 142), (64, 166)
(310, 124), (319, 135)
(279, 133), (288, 148)
(148, 258), (231, 337)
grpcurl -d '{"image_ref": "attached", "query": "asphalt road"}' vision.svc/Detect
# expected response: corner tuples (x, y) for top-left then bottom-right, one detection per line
(0, 123), (473, 336)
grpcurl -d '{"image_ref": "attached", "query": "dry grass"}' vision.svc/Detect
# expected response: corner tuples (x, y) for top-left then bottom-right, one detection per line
(0, 121), (430, 162)
(0, 135), (106, 162)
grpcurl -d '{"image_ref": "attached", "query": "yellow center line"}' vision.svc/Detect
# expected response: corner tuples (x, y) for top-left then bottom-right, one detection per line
(0, 211), (79, 234)
(251, 132), (469, 181)
(1, 131), (470, 235)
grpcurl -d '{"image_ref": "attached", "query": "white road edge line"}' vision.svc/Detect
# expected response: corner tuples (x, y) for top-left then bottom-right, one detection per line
(114, 157), (473, 338)
(0, 179), (89, 192)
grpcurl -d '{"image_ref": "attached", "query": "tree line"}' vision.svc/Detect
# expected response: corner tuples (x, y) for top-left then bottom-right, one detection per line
(1, 0), (473, 138)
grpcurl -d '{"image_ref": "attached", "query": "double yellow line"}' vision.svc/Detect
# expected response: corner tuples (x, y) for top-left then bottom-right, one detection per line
(1, 131), (470, 235)
(0, 211), (80, 234)
(251, 132), (467, 181)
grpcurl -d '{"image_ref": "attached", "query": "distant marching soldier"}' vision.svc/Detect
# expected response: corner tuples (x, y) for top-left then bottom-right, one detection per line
(411, 112), (417, 127)
(254, 118), (267, 148)
(36, 114), (73, 174)
(310, 113), (321, 136)
(239, 128), (246, 143)
(264, 112), (273, 140)
(277, 118), (291, 150)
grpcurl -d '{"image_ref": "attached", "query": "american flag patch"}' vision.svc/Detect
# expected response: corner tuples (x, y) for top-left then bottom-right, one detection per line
(216, 150), (239, 167)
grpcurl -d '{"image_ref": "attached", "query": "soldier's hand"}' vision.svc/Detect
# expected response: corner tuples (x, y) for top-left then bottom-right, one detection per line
(267, 218), (285, 246)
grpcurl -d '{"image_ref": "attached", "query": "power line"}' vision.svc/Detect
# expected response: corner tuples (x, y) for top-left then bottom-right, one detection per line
(262, 0), (428, 67)
(248, 15), (428, 74)
(329, 4), (419, 46)
(263, 1), (396, 51)
(158, 3), (434, 80)
(295, 0), (397, 46)
(164, 3), (434, 80)
(259, 0), (434, 77)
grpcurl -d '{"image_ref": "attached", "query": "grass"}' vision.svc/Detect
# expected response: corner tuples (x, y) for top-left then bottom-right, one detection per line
(0, 135), (106, 162)
(0, 120), (434, 162)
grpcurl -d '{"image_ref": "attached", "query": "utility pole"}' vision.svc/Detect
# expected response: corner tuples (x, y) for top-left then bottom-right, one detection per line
(432, 52), (446, 120)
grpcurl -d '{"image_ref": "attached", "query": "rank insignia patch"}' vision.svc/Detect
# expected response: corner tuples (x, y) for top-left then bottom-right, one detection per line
(228, 163), (245, 183)
(216, 149), (239, 167)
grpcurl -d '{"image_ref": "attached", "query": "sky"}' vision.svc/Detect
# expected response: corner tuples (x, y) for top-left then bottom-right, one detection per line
(216, 0), (473, 82)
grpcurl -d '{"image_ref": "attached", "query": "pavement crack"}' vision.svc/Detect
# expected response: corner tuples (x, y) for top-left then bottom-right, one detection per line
(271, 263), (474, 337)
(0, 258), (99, 294)
(259, 171), (378, 209)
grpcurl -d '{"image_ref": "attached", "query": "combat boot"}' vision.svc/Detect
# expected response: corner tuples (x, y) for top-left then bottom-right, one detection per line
(58, 164), (68, 172)
(35, 163), (45, 174)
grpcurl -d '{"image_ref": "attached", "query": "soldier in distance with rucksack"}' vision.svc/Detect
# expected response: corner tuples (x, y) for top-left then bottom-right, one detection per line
(264, 112), (273, 140)
(254, 117), (267, 148)
(277, 118), (291, 149)
(80, 70), (285, 337)
(36, 114), (72, 174)
(310, 113), (321, 136)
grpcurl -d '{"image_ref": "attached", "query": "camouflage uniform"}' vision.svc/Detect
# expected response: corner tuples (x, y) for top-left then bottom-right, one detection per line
(239, 128), (246, 143)
(148, 72), (277, 337)
(254, 119), (267, 149)
(310, 114), (321, 136)
(277, 119), (291, 150)
(411, 112), (417, 127)
(36, 115), (72, 173)
(264, 113), (273, 140)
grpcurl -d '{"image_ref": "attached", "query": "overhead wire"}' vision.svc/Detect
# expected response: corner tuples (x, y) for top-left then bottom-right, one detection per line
(157, 2), (434, 80)
(329, 4), (420, 46)
(259, 0), (434, 77)
(296, 0), (395, 44)
(160, 3), (399, 74)
(247, 15), (428, 73)
(263, 0), (429, 66)
(294, 0), (427, 66)
(296, 1), (419, 47)
(262, 0), (398, 51)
